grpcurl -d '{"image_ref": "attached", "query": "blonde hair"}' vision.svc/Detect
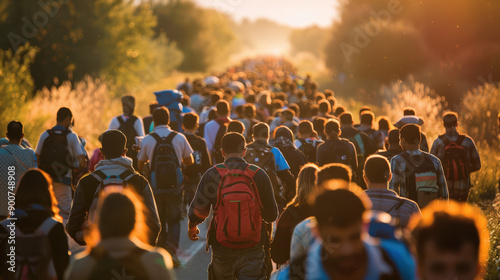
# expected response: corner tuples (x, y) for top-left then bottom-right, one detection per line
(288, 163), (320, 208)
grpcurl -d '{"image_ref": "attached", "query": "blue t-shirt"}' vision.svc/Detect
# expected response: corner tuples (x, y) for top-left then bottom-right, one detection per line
(271, 147), (290, 172)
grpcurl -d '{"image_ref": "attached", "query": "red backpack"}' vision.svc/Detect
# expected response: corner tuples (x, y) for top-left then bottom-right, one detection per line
(439, 134), (467, 181)
(213, 163), (263, 249)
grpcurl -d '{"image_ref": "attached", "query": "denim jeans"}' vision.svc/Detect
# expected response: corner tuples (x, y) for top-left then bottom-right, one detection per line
(155, 194), (182, 257)
(209, 246), (266, 280)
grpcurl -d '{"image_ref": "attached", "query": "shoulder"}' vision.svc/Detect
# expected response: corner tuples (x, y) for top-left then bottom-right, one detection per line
(140, 247), (174, 271)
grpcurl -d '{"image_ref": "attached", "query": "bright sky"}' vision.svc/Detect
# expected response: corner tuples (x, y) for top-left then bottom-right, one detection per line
(193, 0), (340, 28)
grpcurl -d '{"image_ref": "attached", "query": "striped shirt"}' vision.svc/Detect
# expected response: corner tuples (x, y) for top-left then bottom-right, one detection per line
(430, 133), (481, 190)
(389, 150), (449, 201)
(364, 189), (421, 228)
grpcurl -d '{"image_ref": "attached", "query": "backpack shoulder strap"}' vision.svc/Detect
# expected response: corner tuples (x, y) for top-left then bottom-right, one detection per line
(118, 116), (125, 126)
(165, 131), (177, 144)
(118, 170), (137, 181)
(456, 134), (466, 146)
(150, 132), (161, 142)
(387, 198), (406, 213)
(439, 134), (451, 146)
(37, 217), (60, 235)
(245, 164), (260, 179)
(91, 170), (107, 182)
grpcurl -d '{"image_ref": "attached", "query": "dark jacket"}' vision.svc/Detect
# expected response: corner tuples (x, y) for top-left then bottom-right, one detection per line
(340, 126), (378, 157)
(183, 132), (212, 179)
(0, 207), (69, 280)
(271, 205), (313, 265)
(188, 157), (278, 252)
(317, 138), (359, 181)
(66, 158), (161, 246)
(276, 146), (308, 181)
(376, 147), (404, 162)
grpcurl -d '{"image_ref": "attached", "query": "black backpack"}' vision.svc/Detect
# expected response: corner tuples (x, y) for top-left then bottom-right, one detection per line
(88, 246), (148, 280)
(184, 134), (208, 178)
(150, 132), (183, 190)
(244, 143), (284, 207)
(213, 119), (228, 164)
(329, 139), (352, 167)
(39, 129), (72, 183)
(298, 139), (317, 163)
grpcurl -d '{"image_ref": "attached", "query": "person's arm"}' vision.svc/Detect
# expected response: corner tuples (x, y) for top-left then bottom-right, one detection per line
(201, 141), (212, 173)
(135, 117), (145, 137)
(137, 136), (151, 175)
(389, 157), (402, 195)
(183, 155), (194, 166)
(420, 133), (429, 153)
(140, 179), (161, 246)
(66, 178), (90, 245)
(48, 222), (70, 280)
(68, 134), (87, 168)
(362, 133), (377, 156)
(430, 138), (443, 159)
(188, 168), (218, 239)
(434, 158), (449, 200)
(271, 211), (294, 265)
(204, 121), (216, 156)
(349, 141), (359, 183)
(316, 143), (325, 167)
(254, 169), (279, 223)
(34, 131), (48, 166)
(467, 137), (481, 173)
(180, 134), (195, 167)
(278, 169), (295, 205)
(108, 117), (119, 130)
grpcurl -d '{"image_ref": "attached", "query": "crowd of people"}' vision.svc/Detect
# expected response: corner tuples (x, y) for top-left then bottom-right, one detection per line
(0, 57), (491, 280)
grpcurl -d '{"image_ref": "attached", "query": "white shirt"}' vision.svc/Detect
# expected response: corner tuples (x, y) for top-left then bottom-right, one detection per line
(108, 114), (145, 136)
(138, 125), (193, 168)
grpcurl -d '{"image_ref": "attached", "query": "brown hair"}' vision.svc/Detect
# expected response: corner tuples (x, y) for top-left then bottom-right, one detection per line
(288, 163), (320, 208)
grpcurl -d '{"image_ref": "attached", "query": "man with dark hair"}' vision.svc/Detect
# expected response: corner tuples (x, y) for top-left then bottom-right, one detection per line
(317, 99), (334, 119)
(108, 95), (145, 169)
(288, 188), (410, 280)
(182, 112), (211, 210)
(244, 103), (260, 142)
(269, 108), (298, 135)
(205, 99), (232, 163)
(430, 112), (481, 202)
(339, 112), (377, 189)
(363, 155), (421, 228)
(359, 111), (384, 149)
(376, 129), (403, 161)
(312, 116), (326, 140)
(137, 107), (194, 265)
(246, 122), (295, 209)
(67, 130), (161, 247)
(316, 163), (352, 187)
(394, 108), (429, 152)
(390, 124), (448, 208)
(227, 120), (245, 134)
(0, 121), (37, 220)
(143, 101), (159, 134)
(354, 105), (372, 128)
(408, 200), (488, 280)
(295, 120), (324, 163)
(35, 107), (87, 225)
(188, 132), (278, 280)
(317, 119), (358, 182)
(334, 105), (346, 117)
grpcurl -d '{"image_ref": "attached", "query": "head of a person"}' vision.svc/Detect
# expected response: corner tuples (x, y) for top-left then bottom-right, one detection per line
(100, 130), (127, 159)
(153, 106), (170, 126)
(387, 128), (401, 148)
(182, 112), (199, 132)
(244, 103), (256, 119)
(210, 91), (222, 106)
(314, 92), (326, 103)
(318, 99), (331, 114)
(339, 112), (354, 127)
(404, 107), (416, 116)
(289, 163), (320, 208)
(121, 95), (135, 116)
(274, 126), (294, 143)
(363, 155), (391, 188)
(221, 132), (246, 158)
(327, 96), (337, 110)
(312, 188), (370, 273)
(149, 101), (159, 115)
(334, 106), (346, 117)
(6, 120), (24, 144)
(298, 120), (315, 139)
(16, 169), (61, 222)
(252, 122), (270, 141)
(408, 201), (489, 280)
(323, 89), (334, 98)
(228, 120), (245, 134)
(181, 94), (191, 107)
(216, 99), (230, 117)
(288, 104), (300, 119)
(360, 111), (375, 127)
(377, 116), (391, 131)
(324, 119), (341, 139)
(235, 105), (245, 118)
(400, 124), (421, 150)
(443, 112), (459, 130)
(56, 107), (73, 128)
(208, 109), (217, 121)
(88, 187), (148, 246)
(316, 163), (352, 188)
(359, 106), (372, 117)
(281, 109), (295, 122)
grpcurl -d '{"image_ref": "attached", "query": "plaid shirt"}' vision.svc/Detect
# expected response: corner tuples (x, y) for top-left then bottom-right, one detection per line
(364, 189), (421, 228)
(389, 150), (449, 201)
(430, 133), (481, 190)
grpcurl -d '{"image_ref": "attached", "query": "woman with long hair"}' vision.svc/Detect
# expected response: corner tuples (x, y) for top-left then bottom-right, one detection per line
(0, 169), (69, 280)
(64, 187), (176, 280)
(270, 163), (319, 266)
(273, 126), (308, 186)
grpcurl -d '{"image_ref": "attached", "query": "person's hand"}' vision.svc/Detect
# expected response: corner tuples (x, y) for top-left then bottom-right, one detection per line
(188, 226), (200, 241)
(132, 144), (140, 151)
